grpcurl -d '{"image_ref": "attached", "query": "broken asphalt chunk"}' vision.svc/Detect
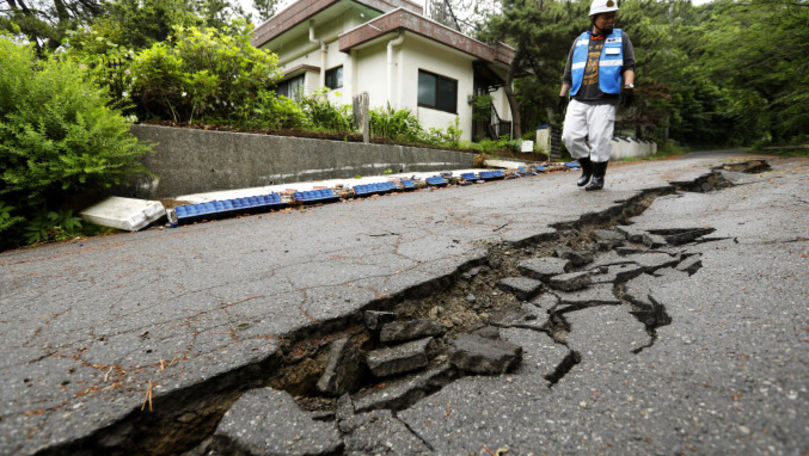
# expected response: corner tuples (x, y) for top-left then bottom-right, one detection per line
(449, 333), (522, 375)
(676, 255), (703, 275)
(647, 227), (717, 245)
(364, 310), (397, 331)
(590, 262), (645, 284)
(552, 284), (621, 307)
(342, 409), (433, 454)
(353, 364), (457, 413)
(379, 319), (446, 343)
(591, 229), (626, 250)
(631, 252), (682, 272)
(616, 226), (667, 248)
(366, 337), (435, 377)
(496, 276), (544, 301)
(517, 257), (570, 281)
(213, 387), (343, 456)
(316, 338), (362, 396)
(555, 246), (594, 267)
(547, 271), (592, 291)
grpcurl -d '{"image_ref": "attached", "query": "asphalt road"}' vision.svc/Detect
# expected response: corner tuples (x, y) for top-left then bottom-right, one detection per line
(1, 151), (807, 455)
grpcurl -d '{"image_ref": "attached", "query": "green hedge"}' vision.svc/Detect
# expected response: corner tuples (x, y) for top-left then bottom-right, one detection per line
(0, 37), (149, 249)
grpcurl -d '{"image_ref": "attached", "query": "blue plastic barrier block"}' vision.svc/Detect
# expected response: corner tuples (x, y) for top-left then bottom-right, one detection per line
(519, 166), (538, 176)
(174, 193), (285, 225)
(426, 176), (448, 187)
(479, 170), (505, 180)
(461, 172), (478, 181)
(535, 165), (546, 173)
(400, 179), (416, 190)
(293, 189), (340, 204)
(565, 161), (580, 170)
(354, 182), (397, 197)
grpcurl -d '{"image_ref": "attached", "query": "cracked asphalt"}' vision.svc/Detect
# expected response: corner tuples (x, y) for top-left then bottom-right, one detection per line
(1, 151), (808, 455)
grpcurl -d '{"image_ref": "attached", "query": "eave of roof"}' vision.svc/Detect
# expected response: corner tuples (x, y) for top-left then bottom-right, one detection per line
(252, 0), (423, 49)
(337, 8), (515, 66)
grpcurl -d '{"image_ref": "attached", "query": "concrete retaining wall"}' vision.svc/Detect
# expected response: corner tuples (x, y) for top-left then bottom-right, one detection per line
(130, 125), (476, 198)
(610, 137), (657, 160)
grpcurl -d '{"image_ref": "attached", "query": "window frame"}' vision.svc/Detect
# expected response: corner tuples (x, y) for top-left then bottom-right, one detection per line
(417, 69), (458, 114)
(277, 73), (305, 100)
(325, 65), (343, 90)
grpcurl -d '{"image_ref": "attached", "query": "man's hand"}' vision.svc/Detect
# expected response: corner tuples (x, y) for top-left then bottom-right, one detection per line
(557, 96), (569, 114)
(620, 88), (634, 108)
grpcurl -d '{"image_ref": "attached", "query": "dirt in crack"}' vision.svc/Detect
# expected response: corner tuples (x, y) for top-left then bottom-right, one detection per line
(43, 163), (754, 456)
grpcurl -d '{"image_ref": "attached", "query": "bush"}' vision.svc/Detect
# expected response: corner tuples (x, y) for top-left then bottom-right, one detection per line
(236, 90), (308, 130)
(369, 104), (422, 143)
(130, 20), (282, 124)
(299, 90), (353, 133)
(0, 37), (149, 249)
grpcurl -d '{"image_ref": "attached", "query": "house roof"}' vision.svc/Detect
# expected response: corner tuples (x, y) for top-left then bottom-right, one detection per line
(338, 8), (515, 66)
(252, 0), (422, 49)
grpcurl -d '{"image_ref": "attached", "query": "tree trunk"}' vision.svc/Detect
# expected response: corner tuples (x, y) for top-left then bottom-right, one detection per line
(504, 49), (522, 139)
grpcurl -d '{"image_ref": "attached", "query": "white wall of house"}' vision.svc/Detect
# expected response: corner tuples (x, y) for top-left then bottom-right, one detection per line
(264, 9), (514, 142)
(400, 35), (472, 141)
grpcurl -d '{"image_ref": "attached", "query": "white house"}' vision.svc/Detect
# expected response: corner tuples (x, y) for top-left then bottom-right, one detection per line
(251, 0), (517, 142)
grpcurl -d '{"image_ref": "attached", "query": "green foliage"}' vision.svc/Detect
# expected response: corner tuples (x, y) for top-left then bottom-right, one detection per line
(0, 0), (104, 53)
(0, 37), (148, 249)
(253, 0), (283, 23)
(24, 210), (84, 245)
(423, 117), (463, 148)
(130, 20), (282, 124)
(462, 136), (521, 154)
(369, 104), (422, 143)
(299, 91), (353, 133)
(238, 91), (308, 130)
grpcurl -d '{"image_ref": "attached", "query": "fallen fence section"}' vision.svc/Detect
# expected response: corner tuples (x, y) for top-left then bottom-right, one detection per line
(165, 165), (555, 227)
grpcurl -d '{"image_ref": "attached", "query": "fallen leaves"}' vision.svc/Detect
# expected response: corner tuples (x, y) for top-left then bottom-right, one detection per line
(141, 380), (153, 412)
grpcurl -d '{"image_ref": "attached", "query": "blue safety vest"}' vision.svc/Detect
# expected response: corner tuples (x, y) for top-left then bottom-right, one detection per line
(570, 28), (623, 96)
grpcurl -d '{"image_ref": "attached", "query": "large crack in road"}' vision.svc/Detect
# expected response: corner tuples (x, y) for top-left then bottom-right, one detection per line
(33, 161), (771, 456)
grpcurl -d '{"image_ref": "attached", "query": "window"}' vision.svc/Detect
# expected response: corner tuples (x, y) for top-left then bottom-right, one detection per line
(325, 66), (343, 89)
(418, 70), (457, 113)
(277, 74), (304, 100)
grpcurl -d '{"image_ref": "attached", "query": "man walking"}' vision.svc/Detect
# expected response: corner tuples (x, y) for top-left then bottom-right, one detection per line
(558, 0), (635, 191)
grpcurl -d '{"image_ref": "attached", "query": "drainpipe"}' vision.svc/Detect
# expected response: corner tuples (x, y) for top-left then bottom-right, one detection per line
(309, 20), (327, 90)
(387, 32), (405, 107)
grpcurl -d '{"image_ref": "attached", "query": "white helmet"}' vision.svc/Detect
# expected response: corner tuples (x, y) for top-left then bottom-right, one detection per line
(590, 0), (618, 16)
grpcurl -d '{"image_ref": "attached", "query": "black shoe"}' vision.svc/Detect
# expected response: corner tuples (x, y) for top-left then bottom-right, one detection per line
(585, 176), (604, 191)
(585, 161), (608, 191)
(577, 157), (592, 187)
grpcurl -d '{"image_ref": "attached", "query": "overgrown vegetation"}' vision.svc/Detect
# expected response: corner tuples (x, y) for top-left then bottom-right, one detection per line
(0, 37), (149, 250)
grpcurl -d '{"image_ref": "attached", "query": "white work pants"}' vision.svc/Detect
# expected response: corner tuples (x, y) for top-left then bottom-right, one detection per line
(561, 99), (616, 163)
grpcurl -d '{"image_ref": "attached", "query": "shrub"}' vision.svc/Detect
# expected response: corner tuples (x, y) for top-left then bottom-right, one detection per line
(130, 20), (282, 124)
(422, 117), (462, 147)
(299, 90), (353, 133)
(0, 37), (149, 249)
(369, 104), (422, 143)
(236, 90), (308, 130)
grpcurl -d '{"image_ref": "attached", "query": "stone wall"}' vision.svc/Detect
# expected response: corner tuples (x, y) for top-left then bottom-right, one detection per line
(130, 125), (476, 198)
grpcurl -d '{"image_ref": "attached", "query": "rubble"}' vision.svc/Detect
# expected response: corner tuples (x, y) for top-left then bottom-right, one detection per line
(366, 337), (436, 377)
(364, 310), (398, 331)
(212, 388), (343, 456)
(379, 320), (446, 344)
(496, 276), (544, 301)
(554, 245), (594, 266)
(517, 257), (570, 281)
(547, 271), (592, 291)
(448, 334), (522, 375)
(317, 338), (363, 396)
